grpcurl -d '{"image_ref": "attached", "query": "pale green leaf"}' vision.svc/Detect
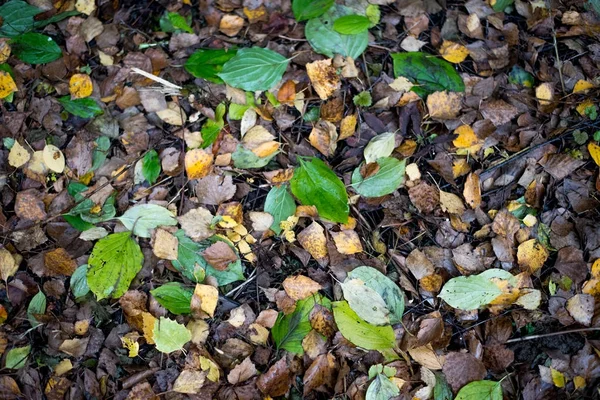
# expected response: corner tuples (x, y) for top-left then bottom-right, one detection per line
(151, 283), (193, 315)
(218, 47), (289, 92)
(27, 290), (46, 328)
(290, 157), (349, 223)
(366, 374), (400, 400)
(264, 185), (296, 234)
(272, 295), (331, 354)
(438, 275), (503, 311)
(333, 15), (371, 34)
(153, 317), (192, 353)
(232, 145), (278, 169)
(70, 264), (90, 298)
(348, 266), (405, 324)
(341, 279), (390, 326)
(332, 300), (396, 351)
(117, 204), (177, 238)
(87, 232), (144, 300)
(455, 380), (502, 400)
(305, 5), (368, 59)
(351, 157), (406, 198)
(364, 132), (396, 164)
(5, 345), (30, 369)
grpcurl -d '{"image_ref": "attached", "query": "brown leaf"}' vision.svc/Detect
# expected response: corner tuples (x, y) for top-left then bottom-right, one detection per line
(15, 189), (47, 222)
(152, 228), (179, 260)
(463, 172), (481, 209)
(277, 80), (296, 105)
(409, 182), (440, 214)
(309, 120), (338, 157)
(0, 376), (21, 399)
(203, 241), (237, 271)
(256, 357), (293, 397)
(282, 275), (322, 301)
(310, 304), (337, 338)
(442, 352), (486, 393)
(297, 222), (329, 267)
(177, 207), (215, 242)
(426, 91), (462, 120)
(303, 353), (337, 395)
(302, 329), (328, 359)
(194, 174), (237, 206)
(44, 248), (77, 276)
(228, 357), (258, 385)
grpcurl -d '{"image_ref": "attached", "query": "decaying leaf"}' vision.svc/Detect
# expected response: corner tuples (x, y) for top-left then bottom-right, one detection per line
(282, 275), (322, 301)
(306, 59), (341, 100)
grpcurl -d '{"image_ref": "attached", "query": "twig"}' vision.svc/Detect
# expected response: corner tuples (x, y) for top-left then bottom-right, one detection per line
(506, 327), (600, 344)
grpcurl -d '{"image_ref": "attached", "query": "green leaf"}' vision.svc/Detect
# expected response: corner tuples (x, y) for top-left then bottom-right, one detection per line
(455, 380), (502, 400)
(341, 279), (390, 325)
(166, 12), (193, 33)
(305, 5), (369, 59)
(151, 283), (193, 315)
(27, 290), (46, 328)
(117, 204), (177, 238)
(58, 96), (103, 118)
(63, 214), (95, 231)
(364, 132), (396, 164)
(366, 4), (380, 26)
(79, 195), (116, 224)
(264, 185), (296, 234)
(573, 130), (588, 145)
(184, 48), (237, 83)
(0, 0), (41, 38)
(491, 0), (514, 12)
(142, 150), (161, 184)
(5, 345), (30, 370)
(87, 232), (144, 300)
(351, 157), (406, 198)
(11, 33), (62, 64)
(332, 300), (396, 351)
(334, 15), (371, 34)
(303, 107), (320, 122)
(232, 144), (278, 169)
(292, 0), (334, 21)
(508, 65), (534, 88)
(391, 52), (465, 97)
(434, 372), (453, 400)
(153, 317), (191, 353)
(91, 136), (111, 171)
(172, 230), (208, 282)
(290, 157), (349, 223)
(33, 10), (80, 30)
(272, 294), (331, 354)
(347, 266), (405, 324)
(228, 103), (251, 120)
(201, 103), (226, 148)
(365, 374), (400, 400)
(353, 90), (372, 107)
(438, 274), (503, 311)
(70, 265), (90, 298)
(218, 47), (289, 92)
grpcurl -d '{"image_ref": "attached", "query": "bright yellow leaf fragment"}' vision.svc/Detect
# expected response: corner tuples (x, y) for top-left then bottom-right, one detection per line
(573, 79), (595, 93)
(331, 230), (363, 255)
(576, 99), (594, 117)
(551, 368), (566, 388)
(588, 142), (600, 166)
(185, 149), (213, 179)
(440, 40), (469, 63)
(121, 335), (140, 357)
(0, 71), (17, 99)
(69, 74), (93, 99)
(453, 125), (482, 154)
(517, 239), (548, 273)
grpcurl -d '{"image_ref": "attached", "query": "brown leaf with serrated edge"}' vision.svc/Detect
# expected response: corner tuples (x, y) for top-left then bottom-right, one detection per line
(44, 248), (77, 276)
(310, 304), (337, 337)
(256, 357), (293, 397)
(277, 80), (296, 105)
(463, 172), (481, 209)
(282, 275), (322, 301)
(202, 241), (237, 271)
(297, 222), (328, 267)
(303, 353), (337, 395)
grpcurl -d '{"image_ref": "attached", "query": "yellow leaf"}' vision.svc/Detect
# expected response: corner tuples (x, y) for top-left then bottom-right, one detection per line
(243, 5), (267, 23)
(573, 375), (586, 390)
(573, 80), (595, 93)
(536, 82), (554, 106)
(517, 239), (548, 273)
(339, 114), (357, 140)
(452, 158), (470, 178)
(141, 312), (157, 344)
(440, 40), (469, 63)
(297, 221), (328, 266)
(8, 141), (30, 168)
(439, 190), (465, 214)
(121, 336), (140, 357)
(306, 59), (340, 100)
(589, 142), (600, 167)
(251, 141), (280, 158)
(0, 70), (16, 99)
(550, 368), (566, 388)
(592, 258), (600, 278)
(54, 359), (73, 376)
(75, 0), (96, 15)
(69, 74), (93, 99)
(185, 149), (213, 179)
(576, 99), (594, 117)
(282, 275), (322, 300)
(191, 284), (218, 318)
(199, 356), (220, 382)
(309, 120), (337, 156)
(331, 230), (363, 255)
(427, 91), (462, 120)
(453, 125), (482, 154)
(0, 40), (11, 64)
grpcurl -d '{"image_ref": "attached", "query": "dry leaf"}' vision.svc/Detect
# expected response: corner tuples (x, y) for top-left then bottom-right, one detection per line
(566, 294), (594, 326)
(173, 370), (206, 394)
(8, 141), (30, 168)
(0, 71), (17, 99)
(453, 125), (482, 154)
(306, 59), (340, 100)
(157, 102), (187, 126)
(331, 230), (363, 255)
(177, 207), (215, 241)
(297, 221), (329, 267)
(463, 172), (481, 209)
(282, 275), (322, 301)
(339, 114), (357, 140)
(75, 0), (97, 15)
(185, 148), (213, 179)
(257, 358), (293, 397)
(44, 248), (77, 276)
(439, 191), (465, 214)
(191, 284), (219, 318)
(277, 80), (296, 105)
(249, 211), (274, 232)
(203, 241), (237, 271)
(309, 120), (338, 157)
(0, 248), (17, 282)
(227, 357), (257, 385)
(69, 74), (93, 99)
(220, 14), (244, 37)
(427, 91), (462, 120)
(152, 228), (179, 260)
(517, 239), (548, 273)
(42, 144), (66, 173)
(303, 353), (337, 395)
(440, 40), (469, 63)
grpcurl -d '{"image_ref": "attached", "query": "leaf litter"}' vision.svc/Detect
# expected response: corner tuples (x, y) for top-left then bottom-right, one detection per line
(1, 0), (600, 398)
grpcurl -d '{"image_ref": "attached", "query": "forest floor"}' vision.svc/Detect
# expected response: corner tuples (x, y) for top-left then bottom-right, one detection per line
(2, 0), (600, 399)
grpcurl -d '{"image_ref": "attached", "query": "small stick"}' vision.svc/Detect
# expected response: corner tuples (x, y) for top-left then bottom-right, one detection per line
(506, 327), (600, 344)
(130, 67), (182, 90)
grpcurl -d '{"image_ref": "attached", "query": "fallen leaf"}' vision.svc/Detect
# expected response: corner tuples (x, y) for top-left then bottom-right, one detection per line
(69, 74), (93, 99)
(463, 172), (481, 209)
(566, 294), (594, 326)
(220, 14), (244, 37)
(306, 59), (340, 100)
(0, 248), (17, 282)
(152, 228), (179, 260)
(42, 144), (65, 173)
(439, 190), (466, 214)
(8, 141), (30, 168)
(453, 125), (482, 154)
(517, 239), (548, 273)
(440, 40), (469, 63)
(427, 91), (462, 120)
(227, 357), (257, 384)
(44, 248), (77, 276)
(202, 241), (237, 271)
(157, 102), (187, 126)
(173, 370), (206, 394)
(297, 221), (329, 267)
(177, 207), (215, 241)
(0, 71), (17, 99)
(75, 0), (97, 15)
(303, 353), (337, 395)
(277, 80), (296, 105)
(256, 357), (293, 397)
(191, 284), (219, 318)
(309, 120), (338, 157)
(282, 275), (322, 301)
(339, 114), (357, 140)
(185, 148), (214, 179)
(331, 230), (363, 254)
